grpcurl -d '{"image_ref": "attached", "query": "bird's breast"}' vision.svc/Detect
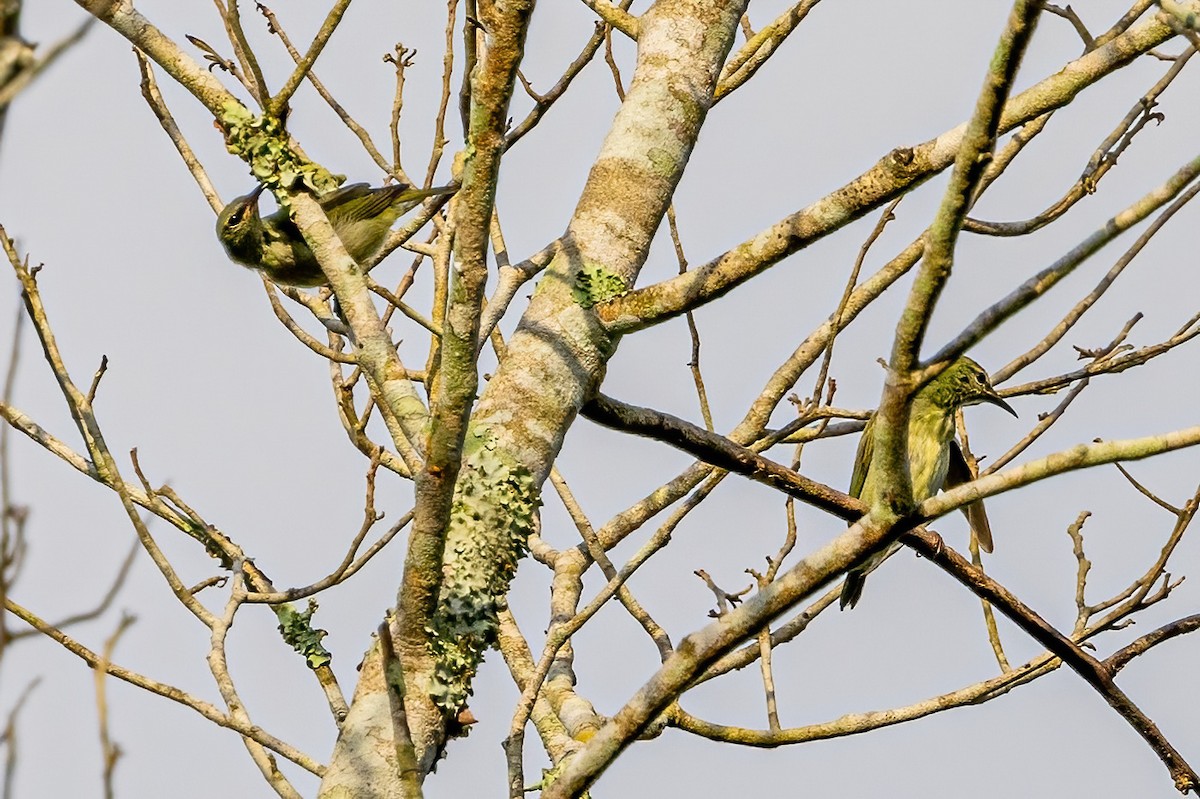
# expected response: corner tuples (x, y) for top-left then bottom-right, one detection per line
(908, 436), (949, 502)
(906, 410), (955, 500)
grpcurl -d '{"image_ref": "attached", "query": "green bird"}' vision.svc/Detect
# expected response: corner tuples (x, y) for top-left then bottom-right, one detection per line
(840, 356), (1016, 610)
(216, 181), (456, 287)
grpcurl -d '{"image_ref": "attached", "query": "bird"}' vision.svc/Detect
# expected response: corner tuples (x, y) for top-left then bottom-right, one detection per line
(840, 356), (1016, 610)
(216, 181), (456, 287)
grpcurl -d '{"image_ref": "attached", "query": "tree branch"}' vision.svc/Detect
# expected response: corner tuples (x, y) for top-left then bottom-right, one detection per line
(581, 393), (856, 519)
(597, 14), (1176, 334)
(542, 424), (1200, 798)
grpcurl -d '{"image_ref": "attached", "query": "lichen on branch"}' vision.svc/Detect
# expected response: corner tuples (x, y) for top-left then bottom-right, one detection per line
(426, 426), (541, 712)
(573, 264), (627, 309)
(217, 102), (343, 197)
(276, 599), (332, 669)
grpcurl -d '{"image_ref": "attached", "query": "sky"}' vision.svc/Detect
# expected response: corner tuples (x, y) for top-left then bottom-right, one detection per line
(2, 1), (1199, 797)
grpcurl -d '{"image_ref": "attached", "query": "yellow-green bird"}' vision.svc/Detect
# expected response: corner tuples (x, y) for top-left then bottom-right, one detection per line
(216, 181), (456, 287)
(840, 356), (1016, 610)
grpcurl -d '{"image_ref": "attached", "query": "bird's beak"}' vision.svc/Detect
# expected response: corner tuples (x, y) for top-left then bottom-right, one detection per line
(248, 184), (266, 201)
(982, 389), (1017, 417)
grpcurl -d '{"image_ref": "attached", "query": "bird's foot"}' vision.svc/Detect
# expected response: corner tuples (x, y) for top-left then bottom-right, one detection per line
(916, 530), (945, 559)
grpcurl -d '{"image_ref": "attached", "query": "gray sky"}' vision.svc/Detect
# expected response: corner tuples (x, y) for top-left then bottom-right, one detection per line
(2, 1), (1199, 796)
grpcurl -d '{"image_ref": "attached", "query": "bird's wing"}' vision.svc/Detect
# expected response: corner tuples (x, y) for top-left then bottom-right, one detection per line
(325, 183), (421, 226)
(840, 415), (875, 609)
(849, 414), (874, 500)
(324, 183), (454, 228)
(946, 440), (994, 553)
(318, 183), (373, 210)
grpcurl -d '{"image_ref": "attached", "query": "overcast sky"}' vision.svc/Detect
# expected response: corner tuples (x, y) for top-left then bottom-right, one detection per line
(2, 1), (1199, 797)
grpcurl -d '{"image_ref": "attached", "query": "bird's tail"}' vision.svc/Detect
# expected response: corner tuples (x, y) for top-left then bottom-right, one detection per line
(840, 569), (866, 610)
(383, 183), (457, 206)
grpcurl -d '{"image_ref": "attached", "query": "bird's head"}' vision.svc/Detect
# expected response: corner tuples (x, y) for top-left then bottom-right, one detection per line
(925, 356), (1017, 416)
(215, 185), (267, 266)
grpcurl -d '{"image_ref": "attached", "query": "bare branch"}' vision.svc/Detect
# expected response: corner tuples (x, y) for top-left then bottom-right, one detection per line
(581, 392), (856, 519)
(266, 0), (352, 117)
(888, 0), (1042, 379)
(0, 17), (94, 111)
(1045, 4), (1096, 50)
(934, 154), (1200, 367)
(255, 3), (397, 178)
(598, 16), (1176, 334)
(5, 596), (323, 775)
(136, 51), (223, 213)
(965, 46), (1192, 237)
(715, 0), (823, 101)
(94, 614), (135, 799)
(579, 0), (639, 39)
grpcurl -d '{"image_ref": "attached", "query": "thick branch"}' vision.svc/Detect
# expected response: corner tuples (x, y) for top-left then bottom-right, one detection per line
(581, 393), (855, 519)
(597, 14), (1176, 334)
(931, 152), (1200, 364)
(907, 529), (1198, 793)
(404, 0), (535, 638)
(543, 426), (1200, 797)
(289, 194), (428, 472)
(890, 0), (1042, 371)
(872, 0), (1043, 513)
(74, 0), (236, 116)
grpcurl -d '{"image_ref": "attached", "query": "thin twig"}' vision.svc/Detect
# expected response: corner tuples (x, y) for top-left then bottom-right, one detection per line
(965, 46), (1193, 237)
(0, 678), (40, 799)
(666, 205), (715, 431)
(1045, 4), (1096, 50)
(0, 17), (94, 109)
(222, 0), (270, 106)
(136, 51), (222, 213)
(1114, 463), (1183, 514)
(95, 613), (136, 799)
(5, 596), (323, 774)
(267, 0), (353, 116)
(263, 281), (357, 363)
(386, 43), (414, 178)
(256, 3), (397, 178)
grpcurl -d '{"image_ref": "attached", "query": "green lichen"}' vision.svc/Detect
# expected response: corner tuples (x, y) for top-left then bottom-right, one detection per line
(647, 146), (677, 176)
(527, 761), (591, 799)
(276, 599), (332, 669)
(572, 265), (627, 309)
(218, 102), (343, 197)
(427, 426), (541, 712)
